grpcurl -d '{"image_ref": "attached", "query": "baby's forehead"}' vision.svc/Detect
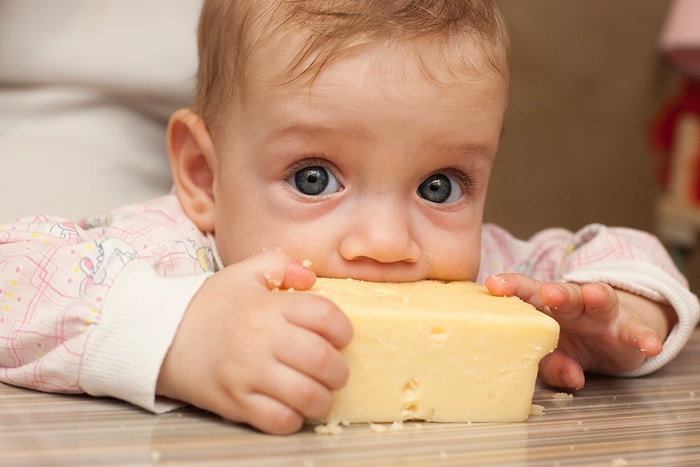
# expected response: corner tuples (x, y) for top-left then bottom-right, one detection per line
(239, 38), (508, 145)
(249, 33), (507, 98)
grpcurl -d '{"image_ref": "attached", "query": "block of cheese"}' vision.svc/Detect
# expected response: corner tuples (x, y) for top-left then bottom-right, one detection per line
(308, 278), (559, 424)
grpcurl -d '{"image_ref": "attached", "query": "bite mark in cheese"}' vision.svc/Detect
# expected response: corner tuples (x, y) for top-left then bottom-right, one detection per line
(309, 278), (560, 424)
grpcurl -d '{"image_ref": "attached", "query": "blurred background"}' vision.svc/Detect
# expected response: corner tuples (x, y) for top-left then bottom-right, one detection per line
(490, 0), (700, 292)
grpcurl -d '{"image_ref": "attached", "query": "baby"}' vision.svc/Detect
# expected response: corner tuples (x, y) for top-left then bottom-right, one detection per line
(0, 0), (698, 435)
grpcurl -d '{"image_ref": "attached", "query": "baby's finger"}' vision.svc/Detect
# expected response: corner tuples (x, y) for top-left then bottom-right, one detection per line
(283, 294), (354, 350)
(273, 325), (349, 391)
(543, 282), (618, 323)
(538, 349), (585, 390)
(231, 391), (306, 435)
(484, 273), (547, 310)
(256, 363), (335, 423)
(616, 317), (663, 359)
(634, 330), (664, 358)
(579, 282), (618, 315)
(539, 282), (586, 320)
(238, 249), (317, 291)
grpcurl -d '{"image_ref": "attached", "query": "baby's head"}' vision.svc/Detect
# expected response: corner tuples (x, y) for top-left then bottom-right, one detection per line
(169, 0), (510, 282)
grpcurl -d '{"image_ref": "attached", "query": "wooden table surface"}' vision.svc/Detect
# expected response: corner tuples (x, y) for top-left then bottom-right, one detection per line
(2, 329), (699, 467)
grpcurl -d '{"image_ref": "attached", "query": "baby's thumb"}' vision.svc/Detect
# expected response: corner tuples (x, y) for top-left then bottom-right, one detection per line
(245, 250), (317, 291)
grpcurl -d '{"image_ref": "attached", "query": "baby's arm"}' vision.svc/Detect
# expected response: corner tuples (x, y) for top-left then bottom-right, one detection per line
(157, 251), (352, 434)
(0, 197), (212, 410)
(486, 274), (677, 389)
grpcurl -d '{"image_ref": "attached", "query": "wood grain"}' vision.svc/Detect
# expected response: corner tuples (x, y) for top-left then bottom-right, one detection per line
(2, 329), (699, 466)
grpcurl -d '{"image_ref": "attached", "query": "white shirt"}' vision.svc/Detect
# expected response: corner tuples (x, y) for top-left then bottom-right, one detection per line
(0, 0), (202, 220)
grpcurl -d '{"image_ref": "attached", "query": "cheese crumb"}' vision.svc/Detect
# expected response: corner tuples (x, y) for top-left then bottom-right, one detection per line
(529, 404), (545, 416)
(612, 458), (628, 466)
(314, 418), (349, 435)
(263, 272), (281, 289)
(390, 421), (404, 431)
(551, 392), (574, 400)
(367, 421), (404, 433)
(314, 423), (343, 435)
(302, 259), (312, 268)
(369, 422), (387, 433)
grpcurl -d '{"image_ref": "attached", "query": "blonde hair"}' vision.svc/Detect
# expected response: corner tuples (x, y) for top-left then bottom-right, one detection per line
(194, 0), (510, 129)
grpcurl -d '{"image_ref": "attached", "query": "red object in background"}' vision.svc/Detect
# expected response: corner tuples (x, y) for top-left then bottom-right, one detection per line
(650, 77), (700, 205)
(694, 148), (700, 205)
(652, 0), (700, 207)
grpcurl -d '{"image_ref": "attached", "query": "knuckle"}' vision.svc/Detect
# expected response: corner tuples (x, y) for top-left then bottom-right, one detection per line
(309, 340), (335, 372)
(317, 299), (353, 343)
(306, 341), (347, 389)
(335, 361), (350, 388)
(311, 296), (341, 321)
(295, 379), (321, 409)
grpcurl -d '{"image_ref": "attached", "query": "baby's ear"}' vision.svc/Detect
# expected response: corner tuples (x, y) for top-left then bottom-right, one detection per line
(166, 109), (216, 232)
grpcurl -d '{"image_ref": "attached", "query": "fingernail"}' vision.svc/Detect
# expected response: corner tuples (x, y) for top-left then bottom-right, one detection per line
(489, 274), (506, 285)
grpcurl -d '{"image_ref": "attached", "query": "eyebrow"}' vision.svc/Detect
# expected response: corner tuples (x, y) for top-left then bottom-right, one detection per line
(266, 123), (496, 161)
(435, 141), (497, 162)
(265, 123), (373, 144)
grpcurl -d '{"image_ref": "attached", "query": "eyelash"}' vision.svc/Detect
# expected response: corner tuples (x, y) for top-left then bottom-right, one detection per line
(438, 167), (477, 197)
(284, 156), (337, 179)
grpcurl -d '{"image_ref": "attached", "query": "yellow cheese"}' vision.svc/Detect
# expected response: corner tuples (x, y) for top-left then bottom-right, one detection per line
(309, 278), (560, 424)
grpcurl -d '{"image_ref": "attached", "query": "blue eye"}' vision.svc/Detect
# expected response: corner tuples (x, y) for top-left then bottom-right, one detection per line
(288, 166), (340, 196)
(418, 173), (464, 204)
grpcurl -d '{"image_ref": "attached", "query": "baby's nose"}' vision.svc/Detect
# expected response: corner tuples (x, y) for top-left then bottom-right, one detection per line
(338, 199), (420, 265)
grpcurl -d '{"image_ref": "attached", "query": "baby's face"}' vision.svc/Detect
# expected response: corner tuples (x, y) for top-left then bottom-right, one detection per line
(211, 42), (506, 282)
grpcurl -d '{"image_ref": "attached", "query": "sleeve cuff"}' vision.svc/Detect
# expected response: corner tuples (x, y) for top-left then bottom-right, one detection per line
(79, 259), (212, 412)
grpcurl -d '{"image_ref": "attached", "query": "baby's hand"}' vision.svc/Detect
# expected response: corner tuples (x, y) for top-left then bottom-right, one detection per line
(485, 273), (676, 390)
(156, 251), (353, 434)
